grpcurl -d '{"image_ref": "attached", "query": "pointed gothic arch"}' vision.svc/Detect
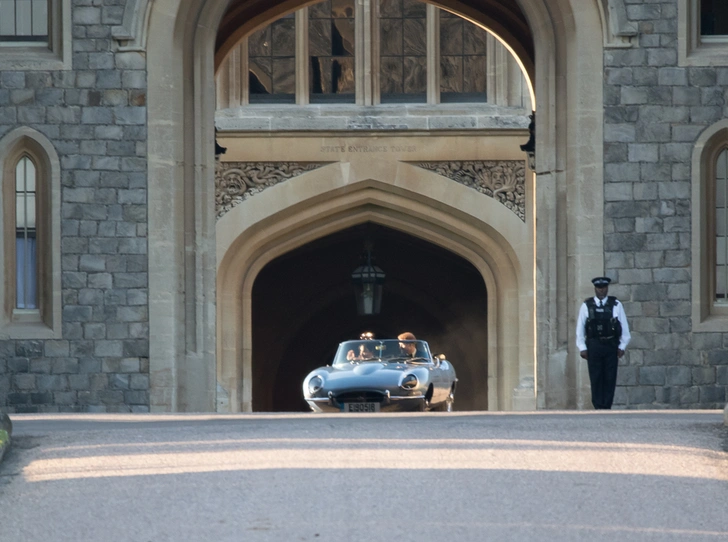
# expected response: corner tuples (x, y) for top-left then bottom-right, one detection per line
(216, 163), (530, 411)
(0, 127), (62, 340)
(145, 0), (606, 411)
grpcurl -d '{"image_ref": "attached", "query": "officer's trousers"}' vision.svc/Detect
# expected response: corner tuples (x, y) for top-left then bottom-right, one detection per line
(585, 338), (619, 409)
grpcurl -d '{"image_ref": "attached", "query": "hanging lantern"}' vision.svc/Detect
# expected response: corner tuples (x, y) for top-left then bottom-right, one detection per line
(351, 246), (385, 315)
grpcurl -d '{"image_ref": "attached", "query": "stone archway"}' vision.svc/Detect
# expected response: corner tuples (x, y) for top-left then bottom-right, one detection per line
(216, 162), (530, 412)
(145, 0), (607, 411)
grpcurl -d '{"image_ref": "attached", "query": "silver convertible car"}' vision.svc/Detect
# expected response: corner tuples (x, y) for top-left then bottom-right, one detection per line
(303, 338), (457, 413)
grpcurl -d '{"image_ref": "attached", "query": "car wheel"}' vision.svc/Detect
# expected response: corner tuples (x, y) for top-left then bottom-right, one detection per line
(420, 386), (434, 411)
(433, 389), (455, 412)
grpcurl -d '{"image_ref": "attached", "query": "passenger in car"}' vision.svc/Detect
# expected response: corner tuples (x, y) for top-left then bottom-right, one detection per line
(346, 342), (375, 361)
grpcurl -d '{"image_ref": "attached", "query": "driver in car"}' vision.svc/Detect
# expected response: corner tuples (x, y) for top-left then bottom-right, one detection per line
(397, 332), (428, 360)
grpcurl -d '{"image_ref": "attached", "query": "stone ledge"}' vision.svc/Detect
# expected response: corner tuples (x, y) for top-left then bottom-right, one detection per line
(0, 412), (11, 464)
(215, 103), (531, 133)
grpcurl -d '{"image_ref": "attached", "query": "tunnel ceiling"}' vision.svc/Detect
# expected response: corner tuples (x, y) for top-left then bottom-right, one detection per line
(215, 0), (534, 80)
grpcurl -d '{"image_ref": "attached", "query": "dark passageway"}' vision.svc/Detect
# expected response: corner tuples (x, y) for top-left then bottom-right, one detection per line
(252, 223), (489, 411)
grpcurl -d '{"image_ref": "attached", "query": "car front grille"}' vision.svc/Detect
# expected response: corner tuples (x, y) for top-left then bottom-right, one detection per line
(335, 391), (386, 403)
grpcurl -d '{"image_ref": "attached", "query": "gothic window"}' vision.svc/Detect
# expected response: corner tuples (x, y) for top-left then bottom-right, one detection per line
(0, 128), (61, 338)
(216, 0), (530, 108)
(15, 156), (38, 309)
(691, 121), (728, 331)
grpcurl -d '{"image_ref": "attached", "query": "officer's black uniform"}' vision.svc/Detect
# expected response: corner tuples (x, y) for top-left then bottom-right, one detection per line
(584, 296), (621, 409)
(576, 276), (630, 410)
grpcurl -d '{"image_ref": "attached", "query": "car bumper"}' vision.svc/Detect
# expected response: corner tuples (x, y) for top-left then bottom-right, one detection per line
(305, 392), (426, 413)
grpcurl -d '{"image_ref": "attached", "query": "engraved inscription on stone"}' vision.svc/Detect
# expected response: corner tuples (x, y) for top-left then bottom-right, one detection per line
(412, 161), (526, 221)
(215, 161), (329, 218)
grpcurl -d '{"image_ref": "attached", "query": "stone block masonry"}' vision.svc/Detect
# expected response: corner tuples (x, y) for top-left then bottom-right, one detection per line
(0, 0), (149, 413)
(604, 1), (727, 408)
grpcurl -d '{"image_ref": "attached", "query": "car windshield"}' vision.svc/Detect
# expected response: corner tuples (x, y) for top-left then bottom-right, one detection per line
(333, 339), (431, 366)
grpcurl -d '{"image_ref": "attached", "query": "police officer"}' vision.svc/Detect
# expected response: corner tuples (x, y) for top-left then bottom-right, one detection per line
(576, 276), (631, 409)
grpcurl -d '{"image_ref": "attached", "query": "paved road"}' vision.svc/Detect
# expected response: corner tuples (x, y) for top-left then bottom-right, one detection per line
(1, 411), (727, 542)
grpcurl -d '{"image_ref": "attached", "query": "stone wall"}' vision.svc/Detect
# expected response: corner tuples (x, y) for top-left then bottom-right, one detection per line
(0, 0), (149, 412)
(604, 0), (728, 408)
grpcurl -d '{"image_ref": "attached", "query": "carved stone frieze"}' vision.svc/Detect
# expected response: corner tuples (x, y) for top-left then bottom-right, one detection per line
(412, 160), (526, 221)
(215, 161), (329, 218)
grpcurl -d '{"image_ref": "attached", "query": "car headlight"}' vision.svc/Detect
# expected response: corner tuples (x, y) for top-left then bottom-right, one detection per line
(401, 374), (418, 390)
(308, 375), (324, 395)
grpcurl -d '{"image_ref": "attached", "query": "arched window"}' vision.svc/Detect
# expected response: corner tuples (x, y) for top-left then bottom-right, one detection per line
(692, 122), (728, 330)
(216, 0), (528, 108)
(15, 155), (38, 310)
(0, 128), (61, 338)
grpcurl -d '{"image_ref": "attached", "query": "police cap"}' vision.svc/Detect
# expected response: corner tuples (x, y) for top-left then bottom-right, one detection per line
(591, 276), (611, 287)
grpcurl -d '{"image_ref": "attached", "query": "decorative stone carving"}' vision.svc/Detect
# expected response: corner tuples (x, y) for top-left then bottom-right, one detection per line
(412, 160), (526, 221)
(215, 161), (329, 218)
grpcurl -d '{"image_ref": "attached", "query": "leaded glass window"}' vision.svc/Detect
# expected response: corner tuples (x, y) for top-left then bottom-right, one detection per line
(701, 0), (728, 37)
(216, 0), (527, 108)
(248, 14), (296, 103)
(440, 10), (488, 103)
(15, 155), (37, 309)
(0, 0), (48, 44)
(379, 0), (427, 103)
(309, 0), (356, 103)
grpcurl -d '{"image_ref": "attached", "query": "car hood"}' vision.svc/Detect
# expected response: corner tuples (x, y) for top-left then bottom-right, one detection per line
(310, 363), (429, 388)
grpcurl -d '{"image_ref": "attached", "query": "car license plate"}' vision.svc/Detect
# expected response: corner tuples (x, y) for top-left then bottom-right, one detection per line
(342, 402), (380, 413)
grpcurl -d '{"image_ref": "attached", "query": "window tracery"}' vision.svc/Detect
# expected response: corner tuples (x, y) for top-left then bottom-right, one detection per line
(216, 0), (527, 109)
